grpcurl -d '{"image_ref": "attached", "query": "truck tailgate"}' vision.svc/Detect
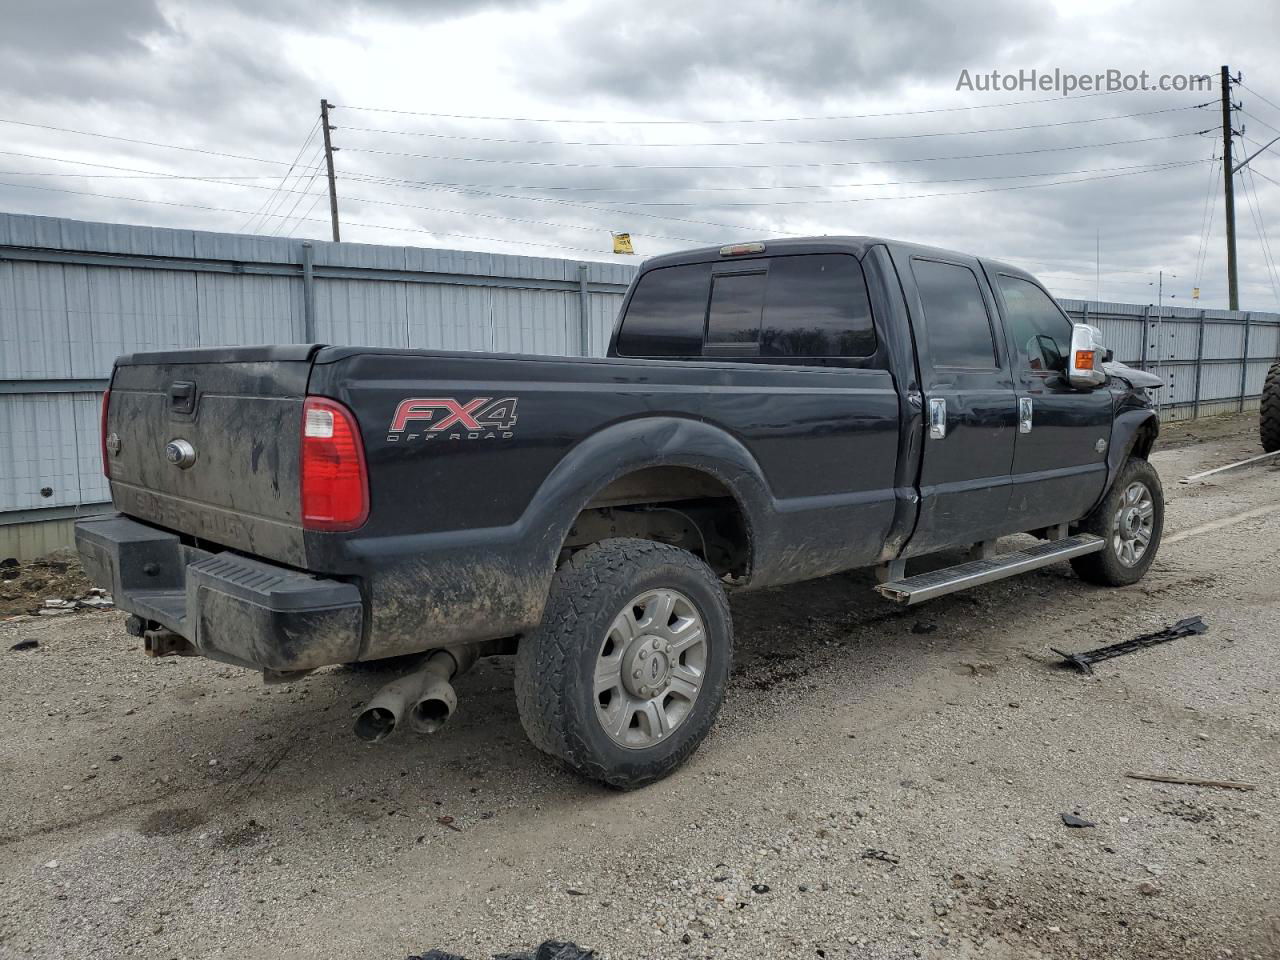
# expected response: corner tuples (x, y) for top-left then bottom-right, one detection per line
(105, 345), (319, 567)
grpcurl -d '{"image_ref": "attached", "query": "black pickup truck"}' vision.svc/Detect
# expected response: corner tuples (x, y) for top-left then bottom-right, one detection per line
(77, 236), (1165, 787)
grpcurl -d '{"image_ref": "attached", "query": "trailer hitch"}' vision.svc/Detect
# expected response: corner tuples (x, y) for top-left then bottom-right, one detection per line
(1051, 616), (1208, 675)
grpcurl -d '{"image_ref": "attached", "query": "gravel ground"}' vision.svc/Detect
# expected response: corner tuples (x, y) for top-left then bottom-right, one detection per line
(1, 412), (1277, 960)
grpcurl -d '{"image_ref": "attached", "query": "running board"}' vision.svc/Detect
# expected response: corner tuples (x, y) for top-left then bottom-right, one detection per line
(874, 534), (1105, 605)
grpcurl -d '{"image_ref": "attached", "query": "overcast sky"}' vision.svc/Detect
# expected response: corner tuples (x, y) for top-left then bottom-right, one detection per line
(2, 0), (1279, 308)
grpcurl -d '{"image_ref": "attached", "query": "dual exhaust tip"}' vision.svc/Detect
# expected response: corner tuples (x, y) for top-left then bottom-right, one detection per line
(353, 647), (473, 743)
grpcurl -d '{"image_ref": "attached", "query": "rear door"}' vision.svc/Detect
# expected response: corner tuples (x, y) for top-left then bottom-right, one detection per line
(987, 270), (1114, 529)
(895, 253), (1018, 555)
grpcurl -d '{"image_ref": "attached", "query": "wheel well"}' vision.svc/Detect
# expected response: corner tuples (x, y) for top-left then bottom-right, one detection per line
(562, 466), (751, 579)
(1130, 417), (1159, 460)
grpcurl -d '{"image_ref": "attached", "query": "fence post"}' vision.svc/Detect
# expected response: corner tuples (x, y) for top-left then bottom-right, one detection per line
(577, 263), (591, 357)
(1192, 309), (1206, 419)
(1238, 311), (1252, 412)
(301, 241), (316, 343)
(1140, 304), (1151, 371)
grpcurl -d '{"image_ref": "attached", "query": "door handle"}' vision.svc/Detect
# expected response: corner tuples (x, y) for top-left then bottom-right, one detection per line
(928, 398), (947, 440)
(1019, 396), (1033, 434)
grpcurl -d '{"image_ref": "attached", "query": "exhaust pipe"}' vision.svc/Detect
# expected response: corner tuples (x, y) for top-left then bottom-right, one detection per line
(353, 646), (477, 743)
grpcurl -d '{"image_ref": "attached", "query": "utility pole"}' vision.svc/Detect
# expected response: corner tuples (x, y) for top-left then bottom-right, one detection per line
(1221, 65), (1239, 310)
(320, 98), (341, 242)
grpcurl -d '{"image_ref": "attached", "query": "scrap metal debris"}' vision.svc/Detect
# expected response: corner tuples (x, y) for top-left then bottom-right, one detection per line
(408, 941), (593, 960)
(1060, 813), (1096, 828)
(1180, 449), (1280, 484)
(1051, 616), (1208, 675)
(1126, 771), (1257, 792)
(861, 848), (900, 864)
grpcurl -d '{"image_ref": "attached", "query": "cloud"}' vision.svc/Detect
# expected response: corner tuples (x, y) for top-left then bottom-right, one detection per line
(526, 0), (1048, 102)
(0, 0), (173, 56)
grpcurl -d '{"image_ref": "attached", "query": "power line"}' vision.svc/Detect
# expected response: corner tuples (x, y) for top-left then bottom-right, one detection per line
(0, 117), (295, 166)
(279, 161), (1204, 242)
(269, 154), (327, 237)
(0, 157), (1202, 197)
(1239, 82), (1280, 116)
(332, 86), (1180, 125)
(0, 170), (288, 180)
(1249, 165), (1280, 188)
(1241, 109), (1280, 136)
(358, 159), (1209, 199)
(0, 149), (771, 237)
(335, 160), (1227, 195)
(0, 148), (1202, 196)
(239, 121), (321, 232)
(285, 189), (329, 238)
(1193, 147), (1221, 292)
(542, 160), (1207, 207)
(1241, 164), (1280, 303)
(340, 129), (1213, 171)
(339, 156), (1208, 238)
(338, 103), (1209, 148)
(0, 150), (733, 241)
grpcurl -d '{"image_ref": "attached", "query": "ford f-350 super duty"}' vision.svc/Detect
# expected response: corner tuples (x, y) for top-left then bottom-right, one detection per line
(77, 236), (1165, 788)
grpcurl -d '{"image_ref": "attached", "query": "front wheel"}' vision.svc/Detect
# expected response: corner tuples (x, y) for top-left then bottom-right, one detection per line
(515, 538), (732, 789)
(1070, 457), (1164, 586)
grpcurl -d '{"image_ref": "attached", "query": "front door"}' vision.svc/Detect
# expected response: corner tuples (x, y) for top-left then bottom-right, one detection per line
(896, 253), (1019, 556)
(986, 269), (1114, 530)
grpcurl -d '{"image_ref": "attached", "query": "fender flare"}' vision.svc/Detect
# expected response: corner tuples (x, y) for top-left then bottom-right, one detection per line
(521, 415), (772, 576)
(1101, 407), (1159, 501)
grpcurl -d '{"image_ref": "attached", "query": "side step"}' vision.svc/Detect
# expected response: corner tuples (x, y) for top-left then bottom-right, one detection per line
(874, 534), (1104, 605)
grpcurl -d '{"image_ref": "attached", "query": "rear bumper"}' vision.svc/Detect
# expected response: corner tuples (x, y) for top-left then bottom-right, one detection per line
(75, 513), (364, 671)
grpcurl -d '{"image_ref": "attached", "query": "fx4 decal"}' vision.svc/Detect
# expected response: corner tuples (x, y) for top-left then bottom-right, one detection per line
(387, 396), (519, 442)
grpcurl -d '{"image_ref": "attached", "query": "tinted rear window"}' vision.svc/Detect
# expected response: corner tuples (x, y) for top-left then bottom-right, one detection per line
(912, 259), (998, 368)
(761, 254), (875, 357)
(615, 253), (877, 360)
(706, 271), (768, 352)
(614, 263), (710, 357)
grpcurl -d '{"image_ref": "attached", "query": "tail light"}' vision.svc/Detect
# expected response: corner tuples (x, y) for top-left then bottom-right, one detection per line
(301, 396), (369, 532)
(100, 389), (111, 478)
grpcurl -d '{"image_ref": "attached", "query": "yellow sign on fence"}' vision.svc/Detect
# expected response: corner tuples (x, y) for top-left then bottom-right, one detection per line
(612, 233), (634, 255)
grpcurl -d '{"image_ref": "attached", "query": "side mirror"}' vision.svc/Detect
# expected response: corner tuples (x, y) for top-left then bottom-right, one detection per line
(1068, 323), (1107, 389)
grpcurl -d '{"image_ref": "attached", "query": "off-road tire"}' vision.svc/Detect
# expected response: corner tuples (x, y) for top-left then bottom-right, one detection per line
(1070, 457), (1164, 586)
(1261, 361), (1280, 453)
(514, 538), (732, 790)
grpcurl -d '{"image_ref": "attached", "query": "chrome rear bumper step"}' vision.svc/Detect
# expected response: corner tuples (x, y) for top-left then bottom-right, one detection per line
(874, 534), (1105, 605)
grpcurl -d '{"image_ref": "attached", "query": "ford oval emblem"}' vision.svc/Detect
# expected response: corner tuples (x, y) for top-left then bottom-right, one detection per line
(165, 438), (197, 469)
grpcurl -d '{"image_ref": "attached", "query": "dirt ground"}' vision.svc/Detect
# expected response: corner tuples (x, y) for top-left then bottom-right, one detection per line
(1, 412), (1278, 960)
(0, 555), (98, 619)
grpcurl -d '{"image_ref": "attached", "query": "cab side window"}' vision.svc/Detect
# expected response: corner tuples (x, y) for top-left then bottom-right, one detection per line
(614, 262), (711, 357)
(911, 259), (998, 368)
(996, 274), (1073, 372)
(761, 253), (876, 358)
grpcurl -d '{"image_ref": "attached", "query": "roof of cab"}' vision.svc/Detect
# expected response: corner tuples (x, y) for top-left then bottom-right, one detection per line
(639, 235), (1038, 283)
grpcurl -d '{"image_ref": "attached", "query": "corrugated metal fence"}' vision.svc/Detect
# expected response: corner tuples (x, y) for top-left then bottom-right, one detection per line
(1, 212), (1277, 558)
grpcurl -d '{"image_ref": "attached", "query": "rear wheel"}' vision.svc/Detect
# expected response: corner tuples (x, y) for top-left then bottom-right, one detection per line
(515, 538), (732, 789)
(1261, 361), (1280, 453)
(1070, 457), (1164, 586)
